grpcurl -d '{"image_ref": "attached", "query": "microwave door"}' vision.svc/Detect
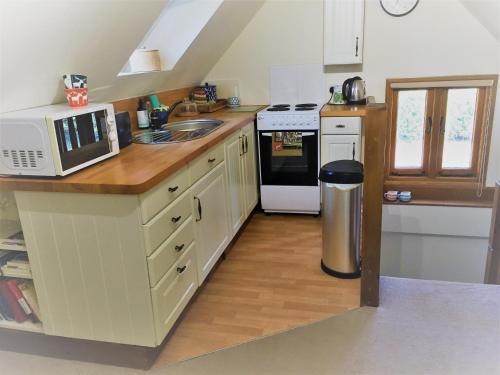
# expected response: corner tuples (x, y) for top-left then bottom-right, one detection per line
(54, 109), (112, 172)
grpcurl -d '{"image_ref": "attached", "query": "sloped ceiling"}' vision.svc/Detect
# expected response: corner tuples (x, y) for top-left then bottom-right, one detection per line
(460, 0), (500, 42)
(0, 0), (263, 113)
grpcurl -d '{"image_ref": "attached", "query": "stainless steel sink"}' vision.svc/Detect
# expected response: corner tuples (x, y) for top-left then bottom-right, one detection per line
(132, 119), (224, 144)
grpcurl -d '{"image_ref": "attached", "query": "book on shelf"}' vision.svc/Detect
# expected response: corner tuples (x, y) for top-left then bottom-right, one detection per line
(18, 281), (40, 322)
(0, 294), (14, 321)
(0, 231), (26, 252)
(0, 280), (28, 323)
(0, 252), (31, 278)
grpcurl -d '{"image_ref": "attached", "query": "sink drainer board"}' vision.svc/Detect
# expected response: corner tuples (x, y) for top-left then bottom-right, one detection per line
(133, 119), (224, 144)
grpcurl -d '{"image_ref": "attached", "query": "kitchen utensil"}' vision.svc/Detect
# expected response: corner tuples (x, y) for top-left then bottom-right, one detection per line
(384, 190), (399, 201)
(342, 76), (367, 105)
(227, 96), (240, 107)
(399, 191), (412, 202)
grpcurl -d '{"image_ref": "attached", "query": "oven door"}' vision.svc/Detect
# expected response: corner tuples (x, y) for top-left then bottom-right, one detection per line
(258, 130), (318, 186)
(53, 109), (113, 172)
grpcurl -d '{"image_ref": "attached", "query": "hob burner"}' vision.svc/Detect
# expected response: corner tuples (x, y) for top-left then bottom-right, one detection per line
(295, 103), (317, 107)
(267, 107), (290, 112)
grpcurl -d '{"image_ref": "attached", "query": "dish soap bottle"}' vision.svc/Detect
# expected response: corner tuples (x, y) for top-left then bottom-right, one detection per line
(137, 98), (149, 129)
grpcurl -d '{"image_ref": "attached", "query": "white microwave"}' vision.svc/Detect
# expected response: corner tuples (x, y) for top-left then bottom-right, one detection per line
(0, 103), (119, 176)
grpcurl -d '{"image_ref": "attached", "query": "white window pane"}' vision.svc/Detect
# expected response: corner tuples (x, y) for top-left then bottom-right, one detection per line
(442, 88), (478, 169)
(395, 90), (427, 169)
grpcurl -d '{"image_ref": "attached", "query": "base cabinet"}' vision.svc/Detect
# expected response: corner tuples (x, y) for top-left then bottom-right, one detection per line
(11, 120), (257, 347)
(225, 122), (259, 236)
(191, 163), (230, 283)
(321, 134), (361, 164)
(242, 123), (259, 216)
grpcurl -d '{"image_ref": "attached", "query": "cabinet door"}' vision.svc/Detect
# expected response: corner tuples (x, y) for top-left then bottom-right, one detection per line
(225, 131), (245, 235)
(321, 134), (361, 166)
(191, 163), (230, 283)
(242, 123), (258, 216)
(324, 0), (364, 65)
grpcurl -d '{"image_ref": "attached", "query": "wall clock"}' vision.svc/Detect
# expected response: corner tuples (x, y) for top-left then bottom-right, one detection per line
(380, 0), (419, 17)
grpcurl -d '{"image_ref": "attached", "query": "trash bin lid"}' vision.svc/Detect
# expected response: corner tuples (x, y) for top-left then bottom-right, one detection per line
(319, 160), (364, 184)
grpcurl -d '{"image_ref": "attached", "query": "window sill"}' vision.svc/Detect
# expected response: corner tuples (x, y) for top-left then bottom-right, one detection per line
(383, 198), (493, 208)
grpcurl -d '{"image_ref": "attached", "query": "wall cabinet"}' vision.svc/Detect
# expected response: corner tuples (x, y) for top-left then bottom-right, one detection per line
(191, 162), (230, 283)
(225, 122), (258, 236)
(324, 0), (365, 65)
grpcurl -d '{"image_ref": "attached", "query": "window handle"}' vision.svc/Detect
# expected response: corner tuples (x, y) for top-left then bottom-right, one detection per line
(439, 116), (445, 135)
(426, 117), (432, 134)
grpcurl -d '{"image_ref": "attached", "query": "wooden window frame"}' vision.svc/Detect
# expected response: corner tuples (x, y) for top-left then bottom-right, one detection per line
(385, 75), (498, 206)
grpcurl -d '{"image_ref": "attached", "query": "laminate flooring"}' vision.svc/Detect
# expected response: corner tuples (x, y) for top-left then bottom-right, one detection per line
(154, 213), (360, 366)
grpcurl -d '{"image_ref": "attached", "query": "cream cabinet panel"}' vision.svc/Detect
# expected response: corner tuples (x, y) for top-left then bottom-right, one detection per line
(225, 131), (246, 235)
(147, 217), (195, 287)
(139, 166), (190, 224)
(189, 142), (225, 185)
(141, 189), (192, 255)
(242, 123), (258, 215)
(15, 191), (157, 347)
(324, 0), (365, 65)
(321, 134), (361, 166)
(151, 243), (197, 344)
(191, 162), (230, 283)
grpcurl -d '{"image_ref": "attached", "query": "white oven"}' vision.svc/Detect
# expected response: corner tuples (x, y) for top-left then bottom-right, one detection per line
(0, 103), (119, 176)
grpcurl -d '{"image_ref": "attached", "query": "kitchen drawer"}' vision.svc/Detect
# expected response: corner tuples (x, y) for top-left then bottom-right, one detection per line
(142, 189), (192, 256)
(147, 217), (195, 287)
(321, 117), (361, 135)
(140, 166), (190, 224)
(151, 243), (198, 343)
(189, 142), (224, 184)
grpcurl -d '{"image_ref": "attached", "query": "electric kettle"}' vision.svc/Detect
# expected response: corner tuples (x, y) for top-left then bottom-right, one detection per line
(342, 76), (367, 105)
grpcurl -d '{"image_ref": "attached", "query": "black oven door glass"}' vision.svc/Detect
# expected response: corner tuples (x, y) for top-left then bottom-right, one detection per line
(259, 130), (318, 186)
(54, 109), (111, 171)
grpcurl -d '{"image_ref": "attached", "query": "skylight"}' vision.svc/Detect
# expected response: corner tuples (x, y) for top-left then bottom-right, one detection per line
(119, 0), (223, 76)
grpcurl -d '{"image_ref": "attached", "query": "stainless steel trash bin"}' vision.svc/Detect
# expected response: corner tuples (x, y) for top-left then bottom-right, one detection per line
(319, 160), (363, 279)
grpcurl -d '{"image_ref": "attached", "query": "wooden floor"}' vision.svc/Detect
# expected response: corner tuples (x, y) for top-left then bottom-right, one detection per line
(154, 213), (360, 366)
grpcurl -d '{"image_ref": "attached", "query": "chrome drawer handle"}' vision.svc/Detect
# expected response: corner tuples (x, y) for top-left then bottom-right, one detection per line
(175, 244), (185, 252)
(208, 157), (216, 163)
(177, 265), (187, 274)
(168, 186), (179, 193)
(171, 215), (182, 223)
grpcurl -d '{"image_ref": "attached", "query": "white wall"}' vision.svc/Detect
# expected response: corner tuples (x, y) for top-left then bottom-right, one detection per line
(381, 205), (492, 283)
(0, 0), (264, 113)
(205, 0), (500, 186)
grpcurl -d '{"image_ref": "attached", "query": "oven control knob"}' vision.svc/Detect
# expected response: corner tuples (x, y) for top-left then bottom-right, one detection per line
(257, 115), (264, 120)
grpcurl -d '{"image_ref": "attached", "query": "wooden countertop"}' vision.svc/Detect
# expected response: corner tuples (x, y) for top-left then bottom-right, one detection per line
(0, 109), (261, 195)
(320, 103), (386, 117)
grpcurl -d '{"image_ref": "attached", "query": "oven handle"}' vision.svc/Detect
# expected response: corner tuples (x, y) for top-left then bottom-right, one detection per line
(261, 133), (273, 136)
(301, 132), (316, 136)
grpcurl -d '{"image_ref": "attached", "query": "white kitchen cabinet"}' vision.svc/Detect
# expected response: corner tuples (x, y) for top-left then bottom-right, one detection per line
(241, 123), (259, 219)
(191, 162), (230, 283)
(225, 131), (246, 235)
(321, 134), (361, 165)
(224, 122), (258, 236)
(324, 0), (365, 65)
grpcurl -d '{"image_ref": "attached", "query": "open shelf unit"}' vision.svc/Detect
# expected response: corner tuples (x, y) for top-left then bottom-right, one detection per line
(0, 219), (42, 333)
(0, 319), (43, 333)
